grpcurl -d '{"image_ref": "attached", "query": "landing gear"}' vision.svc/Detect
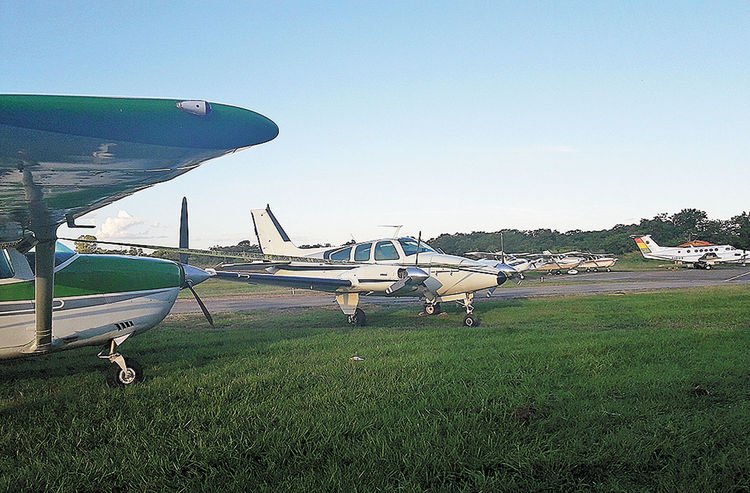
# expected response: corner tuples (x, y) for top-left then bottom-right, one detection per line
(458, 293), (480, 327)
(107, 357), (144, 387)
(347, 308), (367, 326)
(423, 302), (442, 315)
(99, 336), (144, 387)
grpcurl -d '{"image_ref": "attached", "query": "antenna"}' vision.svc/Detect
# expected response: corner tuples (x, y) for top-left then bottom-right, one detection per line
(415, 231), (422, 266)
(500, 231), (505, 263)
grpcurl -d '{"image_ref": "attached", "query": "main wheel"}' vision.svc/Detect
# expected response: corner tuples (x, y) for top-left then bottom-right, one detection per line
(107, 358), (144, 387)
(347, 308), (367, 327)
(463, 313), (480, 327)
(424, 303), (442, 315)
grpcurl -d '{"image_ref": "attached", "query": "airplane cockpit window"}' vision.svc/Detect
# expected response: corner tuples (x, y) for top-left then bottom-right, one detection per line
(0, 250), (14, 279)
(398, 238), (436, 257)
(354, 243), (372, 262)
(330, 247), (352, 262)
(25, 242), (78, 273)
(54, 242), (77, 265)
(374, 241), (400, 261)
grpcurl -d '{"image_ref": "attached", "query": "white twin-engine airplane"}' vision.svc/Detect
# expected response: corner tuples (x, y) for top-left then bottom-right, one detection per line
(632, 235), (749, 269)
(213, 207), (520, 327)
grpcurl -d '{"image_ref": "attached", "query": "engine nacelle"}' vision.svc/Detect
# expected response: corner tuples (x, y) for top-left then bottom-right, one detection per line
(397, 266), (430, 283)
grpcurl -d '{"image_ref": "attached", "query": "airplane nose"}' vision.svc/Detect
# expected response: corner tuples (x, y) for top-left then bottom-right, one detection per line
(181, 263), (212, 288)
(494, 262), (521, 285)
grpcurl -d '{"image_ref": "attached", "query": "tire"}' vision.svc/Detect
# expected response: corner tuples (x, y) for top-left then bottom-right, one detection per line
(463, 313), (480, 327)
(424, 303), (442, 315)
(348, 308), (367, 327)
(107, 358), (144, 387)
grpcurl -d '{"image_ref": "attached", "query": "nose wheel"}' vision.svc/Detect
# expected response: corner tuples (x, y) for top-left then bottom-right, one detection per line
(99, 337), (145, 387)
(107, 357), (144, 387)
(458, 293), (481, 327)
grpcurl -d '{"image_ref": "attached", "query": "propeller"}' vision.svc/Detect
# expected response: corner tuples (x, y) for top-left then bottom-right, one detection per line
(178, 198), (213, 327)
(184, 277), (214, 327)
(179, 196), (189, 264)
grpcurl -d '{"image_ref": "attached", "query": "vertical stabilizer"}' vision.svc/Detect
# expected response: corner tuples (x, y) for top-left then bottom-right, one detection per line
(251, 206), (306, 256)
(633, 235), (660, 256)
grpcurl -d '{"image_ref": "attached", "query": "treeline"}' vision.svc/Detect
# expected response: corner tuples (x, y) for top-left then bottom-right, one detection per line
(427, 209), (750, 255)
(74, 208), (750, 259)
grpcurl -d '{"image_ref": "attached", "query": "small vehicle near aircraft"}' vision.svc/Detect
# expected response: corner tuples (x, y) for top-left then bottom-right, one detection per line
(0, 94), (278, 385)
(212, 206), (520, 327)
(632, 235), (749, 269)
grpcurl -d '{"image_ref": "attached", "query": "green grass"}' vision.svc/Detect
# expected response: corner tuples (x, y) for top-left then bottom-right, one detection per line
(1, 287), (749, 492)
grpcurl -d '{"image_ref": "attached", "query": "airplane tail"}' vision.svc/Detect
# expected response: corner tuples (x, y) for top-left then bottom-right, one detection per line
(251, 206), (308, 257)
(632, 235), (661, 256)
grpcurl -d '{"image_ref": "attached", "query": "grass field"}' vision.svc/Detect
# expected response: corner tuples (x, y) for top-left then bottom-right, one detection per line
(1, 287), (749, 492)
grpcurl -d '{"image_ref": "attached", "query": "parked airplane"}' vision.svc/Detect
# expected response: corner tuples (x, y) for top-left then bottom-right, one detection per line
(566, 252), (618, 272)
(527, 251), (583, 275)
(213, 206), (519, 327)
(632, 235), (749, 269)
(465, 251), (543, 276)
(0, 94), (278, 385)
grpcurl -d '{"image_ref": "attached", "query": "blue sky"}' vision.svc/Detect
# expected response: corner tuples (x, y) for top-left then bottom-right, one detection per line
(2, 2), (749, 247)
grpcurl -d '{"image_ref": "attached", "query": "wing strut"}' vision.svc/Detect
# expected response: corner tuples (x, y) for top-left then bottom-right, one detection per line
(33, 235), (55, 352)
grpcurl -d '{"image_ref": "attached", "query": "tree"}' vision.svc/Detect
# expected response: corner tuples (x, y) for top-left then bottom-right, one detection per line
(74, 235), (98, 254)
(728, 212), (750, 250)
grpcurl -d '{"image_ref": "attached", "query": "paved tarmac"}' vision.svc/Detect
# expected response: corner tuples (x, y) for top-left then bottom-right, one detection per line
(171, 266), (750, 316)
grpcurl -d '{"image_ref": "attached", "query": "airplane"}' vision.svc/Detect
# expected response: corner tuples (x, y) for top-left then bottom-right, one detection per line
(211, 206), (520, 327)
(0, 94), (278, 385)
(524, 251), (584, 275)
(632, 235), (749, 269)
(464, 251), (543, 276)
(564, 252), (618, 272)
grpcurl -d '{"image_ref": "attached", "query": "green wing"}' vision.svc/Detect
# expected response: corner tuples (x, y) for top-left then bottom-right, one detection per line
(0, 95), (278, 241)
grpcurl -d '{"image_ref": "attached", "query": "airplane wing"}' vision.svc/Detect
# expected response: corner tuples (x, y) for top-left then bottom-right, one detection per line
(0, 94), (278, 242)
(211, 270), (352, 292)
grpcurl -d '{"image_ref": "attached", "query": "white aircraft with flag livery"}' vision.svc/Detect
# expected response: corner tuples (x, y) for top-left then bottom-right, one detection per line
(632, 235), (748, 269)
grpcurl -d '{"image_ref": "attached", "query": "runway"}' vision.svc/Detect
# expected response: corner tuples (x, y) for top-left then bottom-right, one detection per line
(170, 266), (750, 316)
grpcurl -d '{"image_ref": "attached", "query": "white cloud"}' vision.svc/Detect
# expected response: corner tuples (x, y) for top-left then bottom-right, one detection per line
(96, 211), (143, 239)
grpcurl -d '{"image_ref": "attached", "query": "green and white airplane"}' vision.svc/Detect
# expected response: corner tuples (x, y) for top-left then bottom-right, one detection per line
(0, 94), (278, 385)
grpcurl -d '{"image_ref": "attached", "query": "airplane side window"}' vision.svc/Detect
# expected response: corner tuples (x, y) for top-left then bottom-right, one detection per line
(374, 241), (400, 261)
(0, 250), (14, 279)
(354, 243), (372, 262)
(330, 247), (352, 261)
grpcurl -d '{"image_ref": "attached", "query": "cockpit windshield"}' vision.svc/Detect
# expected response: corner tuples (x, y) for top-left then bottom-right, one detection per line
(398, 238), (436, 256)
(54, 242), (77, 265)
(25, 241), (78, 273)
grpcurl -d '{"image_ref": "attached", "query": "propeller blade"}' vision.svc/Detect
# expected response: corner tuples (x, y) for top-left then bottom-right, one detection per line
(186, 282), (214, 328)
(179, 197), (189, 264)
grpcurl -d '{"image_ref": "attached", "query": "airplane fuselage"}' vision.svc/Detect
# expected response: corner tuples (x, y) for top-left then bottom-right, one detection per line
(0, 244), (187, 360)
(634, 235), (748, 267)
(264, 250), (509, 302)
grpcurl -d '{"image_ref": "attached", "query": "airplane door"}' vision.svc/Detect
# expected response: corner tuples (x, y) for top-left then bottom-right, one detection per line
(0, 249), (35, 353)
